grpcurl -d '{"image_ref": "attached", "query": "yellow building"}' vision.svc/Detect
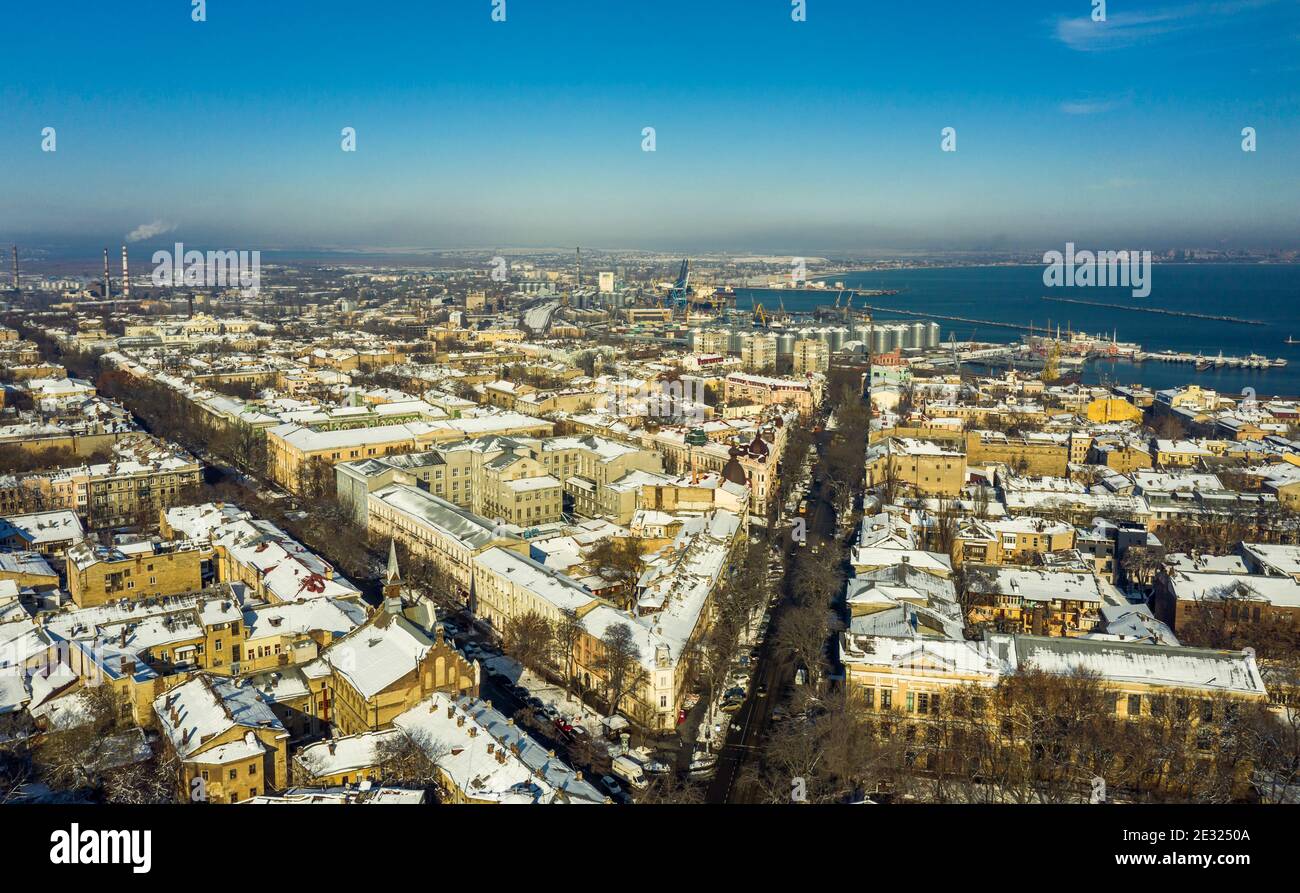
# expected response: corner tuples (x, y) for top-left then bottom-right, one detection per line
(867, 437), (966, 497)
(1085, 396), (1144, 424)
(64, 540), (205, 608)
(318, 604), (478, 737)
(965, 431), (1068, 477)
(154, 673), (290, 803)
(952, 517), (1076, 567)
(366, 483), (528, 604)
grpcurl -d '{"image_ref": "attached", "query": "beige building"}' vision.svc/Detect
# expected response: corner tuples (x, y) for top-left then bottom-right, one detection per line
(367, 483), (527, 604)
(724, 372), (819, 418)
(65, 540), (205, 608)
(866, 437), (966, 497)
(740, 333), (778, 372)
(792, 338), (830, 374)
(154, 674), (290, 803)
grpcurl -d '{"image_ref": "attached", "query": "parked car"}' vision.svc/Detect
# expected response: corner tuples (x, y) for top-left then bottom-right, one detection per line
(756, 682), (768, 697)
(600, 775), (625, 798)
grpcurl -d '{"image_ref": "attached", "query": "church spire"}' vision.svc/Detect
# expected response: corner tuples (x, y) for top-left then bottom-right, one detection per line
(383, 539), (404, 603)
(386, 538), (402, 585)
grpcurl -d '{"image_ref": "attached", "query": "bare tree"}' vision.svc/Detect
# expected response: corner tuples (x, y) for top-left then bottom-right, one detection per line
(594, 623), (648, 718)
(553, 607), (585, 701)
(503, 610), (556, 674)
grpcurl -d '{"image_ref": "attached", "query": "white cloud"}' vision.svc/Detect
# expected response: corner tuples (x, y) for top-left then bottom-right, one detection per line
(125, 220), (176, 243)
(1053, 0), (1276, 52)
(1060, 98), (1122, 115)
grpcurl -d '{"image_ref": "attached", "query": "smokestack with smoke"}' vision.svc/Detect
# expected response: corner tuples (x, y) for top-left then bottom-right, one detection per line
(121, 246), (130, 298)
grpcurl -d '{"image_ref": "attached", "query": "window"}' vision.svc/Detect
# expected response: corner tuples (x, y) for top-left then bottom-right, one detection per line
(1127, 694), (1141, 717)
(863, 688), (874, 709)
(880, 689), (892, 710)
(248, 762), (257, 775)
(228, 769), (237, 780)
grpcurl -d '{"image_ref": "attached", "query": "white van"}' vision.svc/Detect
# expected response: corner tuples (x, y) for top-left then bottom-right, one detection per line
(611, 755), (648, 790)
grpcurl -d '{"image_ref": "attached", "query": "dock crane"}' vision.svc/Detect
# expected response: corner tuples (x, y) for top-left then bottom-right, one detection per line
(667, 259), (690, 312)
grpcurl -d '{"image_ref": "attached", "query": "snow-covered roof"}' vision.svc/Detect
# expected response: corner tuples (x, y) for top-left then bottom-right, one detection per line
(153, 674), (285, 760)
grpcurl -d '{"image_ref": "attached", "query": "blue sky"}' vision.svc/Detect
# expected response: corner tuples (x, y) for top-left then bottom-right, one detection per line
(2, 0), (1297, 254)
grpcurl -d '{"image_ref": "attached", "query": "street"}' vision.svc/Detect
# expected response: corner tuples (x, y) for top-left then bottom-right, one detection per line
(706, 428), (841, 803)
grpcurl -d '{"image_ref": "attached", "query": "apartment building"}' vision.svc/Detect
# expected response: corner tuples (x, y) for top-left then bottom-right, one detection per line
(792, 338), (830, 374)
(153, 674), (290, 804)
(866, 437), (967, 498)
(367, 483), (527, 603)
(952, 517), (1076, 566)
(0, 445), (201, 528)
(963, 566), (1115, 636)
(724, 371), (819, 418)
(65, 539), (205, 608)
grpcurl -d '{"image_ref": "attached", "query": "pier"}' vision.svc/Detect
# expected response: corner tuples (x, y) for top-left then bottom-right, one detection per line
(1041, 295), (1266, 326)
(1135, 350), (1286, 369)
(854, 302), (1047, 334)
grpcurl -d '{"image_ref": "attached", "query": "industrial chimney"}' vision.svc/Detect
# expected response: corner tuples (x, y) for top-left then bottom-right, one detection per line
(9, 245), (16, 291)
(121, 246), (130, 298)
(102, 248), (112, 299)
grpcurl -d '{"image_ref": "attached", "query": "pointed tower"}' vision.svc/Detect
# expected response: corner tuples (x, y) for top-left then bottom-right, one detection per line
(383, 538), (403, 602)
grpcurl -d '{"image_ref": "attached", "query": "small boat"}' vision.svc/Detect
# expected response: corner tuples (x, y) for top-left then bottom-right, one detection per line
(1286, 336), (1299, 345)
(1195, 357), (1211, 371)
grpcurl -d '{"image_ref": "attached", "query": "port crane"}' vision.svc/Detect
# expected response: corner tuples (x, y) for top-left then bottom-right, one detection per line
(667, 259), (690, 310)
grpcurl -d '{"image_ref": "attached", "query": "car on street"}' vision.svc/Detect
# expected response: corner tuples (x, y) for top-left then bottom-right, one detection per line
(600, 775), (624, 798)
(756, 682), (768, 697)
